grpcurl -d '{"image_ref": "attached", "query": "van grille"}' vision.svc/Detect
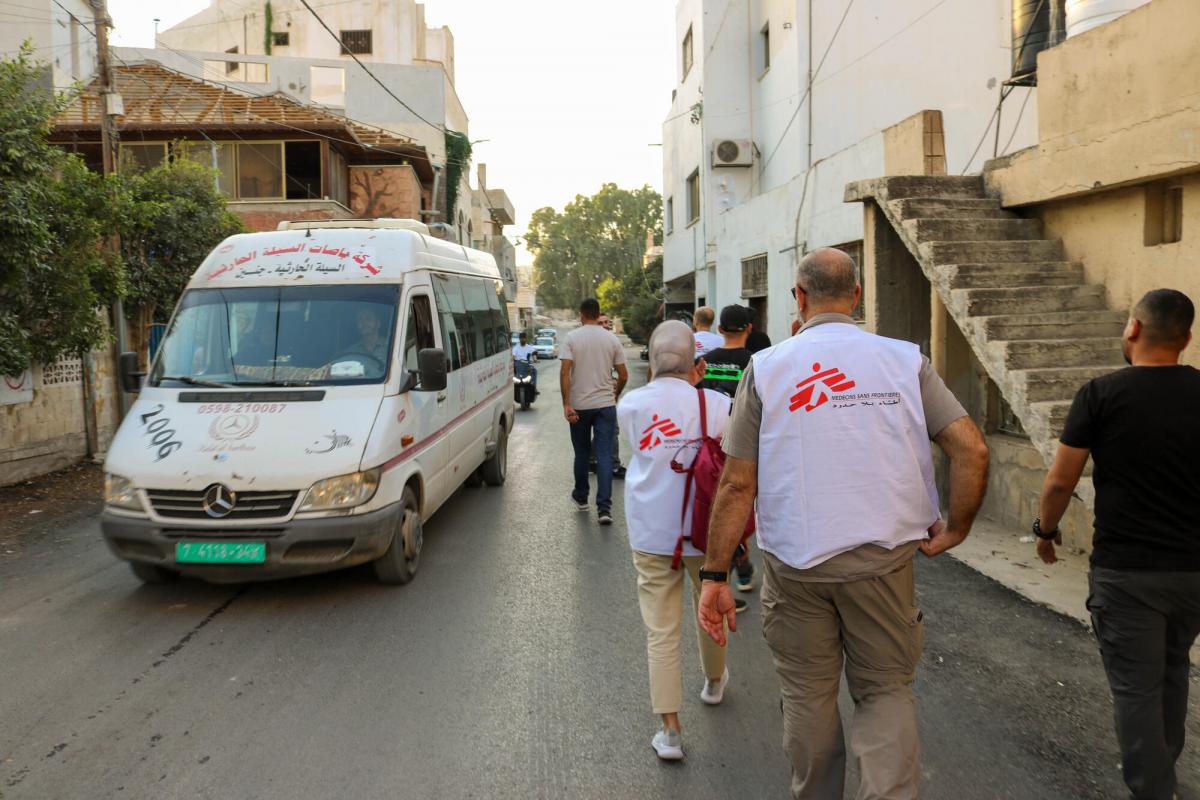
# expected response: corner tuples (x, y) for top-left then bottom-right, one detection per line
(147, 489), (299, 520)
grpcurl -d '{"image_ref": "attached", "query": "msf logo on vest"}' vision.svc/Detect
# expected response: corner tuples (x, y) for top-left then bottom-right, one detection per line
(789, 362), (856, 413)
(639, 415), (682, 451)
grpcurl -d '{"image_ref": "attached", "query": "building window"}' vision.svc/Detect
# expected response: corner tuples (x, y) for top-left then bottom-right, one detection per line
(682, 26), (693, 79)
(759, 23), (770, 73)
(665, 196), (674, 234)
(741, 253), (768, 298)
(1144, 181), (1183, 246)
(177, 141), (237, 197)
(272, 31), (290, 47)
(339, 29), (373, 55)
(237, 142), (284, 199)
(686, 169), (700, 224)
(225, 46), (238, 74)
(310, 66), (346, 106)
(119, 142), (167, 173)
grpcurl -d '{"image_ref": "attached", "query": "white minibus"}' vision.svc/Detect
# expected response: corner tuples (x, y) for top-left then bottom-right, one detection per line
(101, 219), (513, 585)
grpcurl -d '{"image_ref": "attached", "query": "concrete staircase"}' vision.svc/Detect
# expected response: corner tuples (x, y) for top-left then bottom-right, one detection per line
(846, 176), (1128, 506)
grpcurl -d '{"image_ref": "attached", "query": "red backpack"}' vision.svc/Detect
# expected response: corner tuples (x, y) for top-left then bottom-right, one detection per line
(669, 388), (755, 569)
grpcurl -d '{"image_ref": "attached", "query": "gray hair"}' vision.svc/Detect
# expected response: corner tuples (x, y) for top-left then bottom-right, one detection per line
(648, 320), (696, 379)
(796, 248), (858, 303)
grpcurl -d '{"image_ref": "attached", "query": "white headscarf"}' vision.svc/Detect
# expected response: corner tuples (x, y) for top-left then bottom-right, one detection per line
(648, 320), (695, 380)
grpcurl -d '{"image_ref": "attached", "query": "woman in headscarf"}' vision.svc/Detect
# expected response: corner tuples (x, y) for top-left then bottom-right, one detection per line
(616, 320), (733, 760)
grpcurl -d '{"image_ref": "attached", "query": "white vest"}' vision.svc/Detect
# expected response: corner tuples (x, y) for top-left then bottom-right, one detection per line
(751, 323), (939, 570)
(616, 378), (732, 557)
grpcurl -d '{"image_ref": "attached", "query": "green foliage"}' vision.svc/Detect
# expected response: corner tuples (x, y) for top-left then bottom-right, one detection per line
(0, 45), (123, 375)
(263, 1), (274, 54)
(525, 183), (662, 315)
(115, 159), (245, 319)
(620, 257), (664, 345)
(444, 130), (471, 224)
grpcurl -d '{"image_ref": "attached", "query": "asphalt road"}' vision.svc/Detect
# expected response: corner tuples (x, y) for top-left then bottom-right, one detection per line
(1, 355), (1196, 800)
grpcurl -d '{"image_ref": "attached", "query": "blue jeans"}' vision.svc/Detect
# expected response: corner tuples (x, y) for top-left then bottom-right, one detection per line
(569, 406), (615, 512)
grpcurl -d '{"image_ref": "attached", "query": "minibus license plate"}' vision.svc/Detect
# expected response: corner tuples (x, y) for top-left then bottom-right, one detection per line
(176, 542), (266, 564)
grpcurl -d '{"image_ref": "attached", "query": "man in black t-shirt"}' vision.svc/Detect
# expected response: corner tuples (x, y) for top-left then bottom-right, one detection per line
(697, 304), (758, 596)
(1035, 288), (1200, 800)
(700, 305), (754, 398)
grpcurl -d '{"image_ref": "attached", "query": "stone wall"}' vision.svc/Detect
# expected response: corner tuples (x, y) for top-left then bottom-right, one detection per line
(0, 347), (122, 486)
(981, 433), (1094, 552)
(349, 165), (422, 220)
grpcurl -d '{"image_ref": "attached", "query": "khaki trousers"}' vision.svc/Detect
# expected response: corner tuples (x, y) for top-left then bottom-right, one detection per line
(761, 555), (924, 800)
(632, 550), (727, 715)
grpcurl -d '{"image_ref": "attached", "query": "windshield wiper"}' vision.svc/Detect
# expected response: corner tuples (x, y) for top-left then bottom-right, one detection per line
(158, 375), (235, 388)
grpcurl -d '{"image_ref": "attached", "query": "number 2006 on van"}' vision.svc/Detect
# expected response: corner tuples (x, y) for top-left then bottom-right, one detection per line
(101, 219), (514, 586)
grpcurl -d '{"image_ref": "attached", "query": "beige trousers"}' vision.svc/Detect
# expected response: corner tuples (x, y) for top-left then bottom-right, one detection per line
(632, 550), (727, 715)
(761, 555), (924, 800)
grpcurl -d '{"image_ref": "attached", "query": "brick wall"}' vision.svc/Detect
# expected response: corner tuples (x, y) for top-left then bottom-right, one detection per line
(229, 200), (355, 233)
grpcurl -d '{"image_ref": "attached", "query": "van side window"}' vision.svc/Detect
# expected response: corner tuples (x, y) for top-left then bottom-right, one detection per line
(461, 277), (495, 358)
(402, 294), (435, 374)
(486, 279), (509, 349)
(431, 273), (469, 371)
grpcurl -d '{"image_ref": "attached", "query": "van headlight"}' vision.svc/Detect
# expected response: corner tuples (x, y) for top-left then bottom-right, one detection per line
(298, 469), (380, 512)
(105, 473), (145, 511)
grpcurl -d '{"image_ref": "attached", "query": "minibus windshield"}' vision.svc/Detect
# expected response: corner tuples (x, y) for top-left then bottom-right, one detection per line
(150, 284), (400, 387)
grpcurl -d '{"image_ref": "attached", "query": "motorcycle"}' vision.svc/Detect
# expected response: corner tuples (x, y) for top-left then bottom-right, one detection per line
(513, 358), (537, 411)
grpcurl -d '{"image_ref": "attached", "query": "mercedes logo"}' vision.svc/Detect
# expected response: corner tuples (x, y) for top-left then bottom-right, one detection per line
(202, 483), (237, 518)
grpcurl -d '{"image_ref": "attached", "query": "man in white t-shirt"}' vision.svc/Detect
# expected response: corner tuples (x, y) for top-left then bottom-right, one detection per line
(693, 306), (723, 357)
(560, 298), (628, 525)
(511, 332), (538, 389)
(618, 319), (733, 761)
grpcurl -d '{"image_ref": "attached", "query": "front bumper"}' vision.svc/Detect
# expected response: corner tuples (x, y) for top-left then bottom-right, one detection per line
(100, 502), (402, 583)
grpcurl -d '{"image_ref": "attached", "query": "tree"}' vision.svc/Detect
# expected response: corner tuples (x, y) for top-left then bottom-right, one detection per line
(0, 45), (123, 376)
(525, 183), (661, 311)
(116, 158), (245, 324)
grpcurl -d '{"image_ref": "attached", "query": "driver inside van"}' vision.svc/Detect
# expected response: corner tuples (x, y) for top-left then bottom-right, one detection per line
(350, 307), (390, 364)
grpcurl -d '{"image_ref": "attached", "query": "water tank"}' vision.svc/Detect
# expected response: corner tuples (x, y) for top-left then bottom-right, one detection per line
(1012, 0), (1053, 80)
(1066, 0), (1151, 38)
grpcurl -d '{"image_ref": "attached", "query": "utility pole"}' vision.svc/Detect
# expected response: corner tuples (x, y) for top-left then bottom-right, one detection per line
(90, 0), (131, 416)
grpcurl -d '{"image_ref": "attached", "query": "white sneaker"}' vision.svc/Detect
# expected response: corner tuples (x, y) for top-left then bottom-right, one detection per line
(651, 728), (683, 760)
(700, 667), (729, 705)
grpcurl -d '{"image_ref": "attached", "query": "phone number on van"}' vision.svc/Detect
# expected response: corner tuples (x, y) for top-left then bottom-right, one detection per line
(196, 403), (288, 415)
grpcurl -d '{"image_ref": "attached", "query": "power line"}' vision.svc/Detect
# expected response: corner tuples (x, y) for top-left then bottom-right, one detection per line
(813, 0), (950, 87)
(159, 0), (362, 34)
(296, 0), (444, 136)
(999, 86), (1033, 156)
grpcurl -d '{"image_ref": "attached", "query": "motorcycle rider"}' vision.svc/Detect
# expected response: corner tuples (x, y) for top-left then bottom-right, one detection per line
(512, 332), (538, 392)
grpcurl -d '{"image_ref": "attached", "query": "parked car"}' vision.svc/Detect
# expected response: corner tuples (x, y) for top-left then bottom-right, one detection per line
(536, 327), (557, 341)
(533, 336), (558, 359)
(102, 218), (513, 586)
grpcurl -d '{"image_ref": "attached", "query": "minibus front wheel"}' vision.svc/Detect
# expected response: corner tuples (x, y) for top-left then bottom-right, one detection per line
(373, 487), (422, 584)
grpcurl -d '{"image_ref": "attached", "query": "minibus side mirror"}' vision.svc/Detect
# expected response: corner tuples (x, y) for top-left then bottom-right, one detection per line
(414, 348), (447, 392)
(119, 351), (145, 394)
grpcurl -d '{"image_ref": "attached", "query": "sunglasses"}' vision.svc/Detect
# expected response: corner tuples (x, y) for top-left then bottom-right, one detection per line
(790, 285), (807, 299)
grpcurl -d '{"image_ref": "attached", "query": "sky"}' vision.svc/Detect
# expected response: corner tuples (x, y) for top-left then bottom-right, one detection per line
(108, 0), (676, 264)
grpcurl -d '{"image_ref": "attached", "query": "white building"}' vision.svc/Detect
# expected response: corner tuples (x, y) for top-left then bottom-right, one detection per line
(661, 0), (1041, 342)
(154, 0), (512, 251)
(0, 0), (97, 89)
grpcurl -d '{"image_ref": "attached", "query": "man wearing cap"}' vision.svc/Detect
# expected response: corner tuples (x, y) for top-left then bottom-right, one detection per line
(699, 304), (760, 595)
(696, 248), (990, 800)
(699, 305), (756, 399)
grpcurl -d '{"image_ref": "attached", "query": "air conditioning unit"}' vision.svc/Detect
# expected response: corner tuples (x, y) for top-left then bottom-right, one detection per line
(712, 139), (753, 167)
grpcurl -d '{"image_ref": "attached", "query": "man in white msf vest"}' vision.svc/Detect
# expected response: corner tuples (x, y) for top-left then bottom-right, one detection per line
(696, 248), (990, 800)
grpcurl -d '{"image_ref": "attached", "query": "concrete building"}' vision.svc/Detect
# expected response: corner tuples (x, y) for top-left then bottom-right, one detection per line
(0, 0), (97, 89)
(661, 0), (1040, 342)
(844, 0), (1195, 555)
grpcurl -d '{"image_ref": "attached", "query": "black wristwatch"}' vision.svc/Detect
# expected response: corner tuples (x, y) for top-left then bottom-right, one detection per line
(698, 568), (729, 583)
(1032, 517), (1059, 541)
